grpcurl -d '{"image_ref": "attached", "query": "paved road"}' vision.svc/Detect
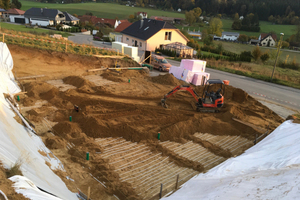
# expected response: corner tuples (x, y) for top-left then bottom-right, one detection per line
(167, 59), (300, 112)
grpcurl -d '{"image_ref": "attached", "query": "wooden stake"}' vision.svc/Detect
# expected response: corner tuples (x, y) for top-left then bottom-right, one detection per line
(175, 174), (179, 189)
(87, 186), (90, 200)
(3, 33), (4, 43)
(65, 43), (68, 53)
(159, 183), (163, 199)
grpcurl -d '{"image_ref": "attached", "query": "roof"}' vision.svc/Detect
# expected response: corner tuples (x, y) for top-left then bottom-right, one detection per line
(0, 8), (6, 12)
(162, 42), (193, 50)
(24, 8), (64, 20)
(6, 8), (25, 15)
(222, 32), (240, 36)
(93, 18), (116, 26)
(260, 33), (277, 41)
(114, 21), (132, 32)
(63, 12), (79, 22)
(121, 19), (177, 41)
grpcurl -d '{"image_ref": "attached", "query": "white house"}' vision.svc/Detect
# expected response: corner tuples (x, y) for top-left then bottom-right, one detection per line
(259, 33), (277, 47)
(221, 32), (240, 41)
(6, 8), (25, 23)
(137, 12), (147, 19)
(24, 7), (65, 26)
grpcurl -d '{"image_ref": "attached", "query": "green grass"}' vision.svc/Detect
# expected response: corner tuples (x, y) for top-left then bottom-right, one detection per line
(177, 19), (296, 40)
(214, 41), (300, 64)
(221, 19), (296, 39)
(0, 22), (72, 37)
(20, 0), (185, 19)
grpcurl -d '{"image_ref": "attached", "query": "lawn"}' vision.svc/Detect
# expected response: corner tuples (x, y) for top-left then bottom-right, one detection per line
(177, 19), (296, 40)
(214, 41), (300, 64)
(221, 19), (296, 39)
(0, 22), (72, 37)
(19, 0), (185, 19)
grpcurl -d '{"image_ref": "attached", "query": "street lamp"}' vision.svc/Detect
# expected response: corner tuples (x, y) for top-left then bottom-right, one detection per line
(270, 33), (284, 82)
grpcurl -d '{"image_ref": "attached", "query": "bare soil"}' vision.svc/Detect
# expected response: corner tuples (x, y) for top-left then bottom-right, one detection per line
(10, 45), (284, 200)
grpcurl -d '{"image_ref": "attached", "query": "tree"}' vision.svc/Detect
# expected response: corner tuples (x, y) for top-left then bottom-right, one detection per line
(238, 34), (248, 42)
(268, 15), (274, 23)
(193, 7), (202, 18)
(85, 12), (93, 16)
(3, 0), (10, 9)
(281, 41), (290, 48)
(11, 0), (22, 9)
(260, 52), (270, 63)
(185, 10), (196, 25)
(208, 17), (223, 36)
(232, 13), (241, 30)
(202, 30), (213, 46)
(252, 46), (262, 61)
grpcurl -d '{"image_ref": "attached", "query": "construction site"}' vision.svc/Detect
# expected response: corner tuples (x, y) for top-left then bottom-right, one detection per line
(3, 44), (285, 200)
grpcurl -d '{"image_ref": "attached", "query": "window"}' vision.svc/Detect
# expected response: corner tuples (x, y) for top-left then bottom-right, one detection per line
(140, 42), (142, 47)
(132, 39), (134, 43)
(126, 37), (129, 41)
(165, 32), (172, 40)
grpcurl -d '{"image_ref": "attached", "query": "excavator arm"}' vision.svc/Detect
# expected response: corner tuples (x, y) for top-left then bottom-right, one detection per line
(161, 85), (200, 108)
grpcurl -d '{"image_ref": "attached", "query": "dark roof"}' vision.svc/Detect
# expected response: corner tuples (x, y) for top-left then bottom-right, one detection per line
(0, 8), (6, 12)
(121, 19), (177, 40)
(24, 8), (64, 20)
(63, 12), (79, 22)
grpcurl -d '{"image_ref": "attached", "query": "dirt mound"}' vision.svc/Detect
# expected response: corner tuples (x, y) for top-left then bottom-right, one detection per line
(101, 72), (125, 82)
(232, 88), (248, 103)
(63, 76), (95, 88)
(150, 74), (186, 86)
(52, 121), (82, 139)
(40, 87), (60, 101)
(24, 82), (55, 98)
(45, 136), (67, 149)
(78, 85), (95, 93)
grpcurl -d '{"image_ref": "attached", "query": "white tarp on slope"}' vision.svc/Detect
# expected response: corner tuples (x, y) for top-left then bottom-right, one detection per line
(0, 42), (77, 199)
(163, 120), (300, 200)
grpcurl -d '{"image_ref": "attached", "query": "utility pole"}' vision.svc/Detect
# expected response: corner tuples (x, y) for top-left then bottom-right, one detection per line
(270, 33), (284, 82)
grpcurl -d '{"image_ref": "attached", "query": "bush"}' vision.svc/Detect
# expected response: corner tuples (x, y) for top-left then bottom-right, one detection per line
(6, 160), (23, 178)
(260, 52), (270, 63)
(278, 60), (300, 70)
(252, 46), (261, 61)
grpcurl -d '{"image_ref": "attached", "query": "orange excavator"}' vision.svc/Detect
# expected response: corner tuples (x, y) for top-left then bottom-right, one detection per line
(161, 79), (225, 112)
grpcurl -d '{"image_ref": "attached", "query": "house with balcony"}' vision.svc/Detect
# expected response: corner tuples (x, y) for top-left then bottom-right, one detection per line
(24, 7), (65, 26)
(121, 19), (189, 51)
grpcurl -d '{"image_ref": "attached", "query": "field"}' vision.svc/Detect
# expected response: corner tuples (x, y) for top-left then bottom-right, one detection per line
(0, 22), (72, 37)
(19, 0), (185, 19)
(221, 19), (296, 39)
(10, 44), (283, 199)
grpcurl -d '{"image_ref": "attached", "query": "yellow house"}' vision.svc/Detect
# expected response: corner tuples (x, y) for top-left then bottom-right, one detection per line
(121, 19), (189, 51)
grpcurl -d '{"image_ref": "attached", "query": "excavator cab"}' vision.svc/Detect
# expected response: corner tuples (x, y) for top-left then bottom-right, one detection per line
(161, 79), (225, 113)
(199, 79), (225, 109)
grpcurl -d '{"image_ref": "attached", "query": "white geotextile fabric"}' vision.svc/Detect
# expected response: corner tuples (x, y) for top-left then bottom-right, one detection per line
(164, 120), (300, 200)
(0, 43), (77, 199)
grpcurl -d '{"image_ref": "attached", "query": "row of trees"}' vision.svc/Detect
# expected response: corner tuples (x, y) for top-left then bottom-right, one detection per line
(118, 0), (300, 21)
(232, 13), (260, 32)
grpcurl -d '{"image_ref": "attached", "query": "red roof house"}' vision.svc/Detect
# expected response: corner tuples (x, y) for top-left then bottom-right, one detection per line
(114, 21), (132, 32)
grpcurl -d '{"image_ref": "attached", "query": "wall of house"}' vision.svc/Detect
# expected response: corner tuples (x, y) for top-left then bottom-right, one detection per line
(222, 35), (239, 41)
(30, 18), (51, 26)
(9, 15), (24, 23)
(260, 36), (275, 47)
(122, 34), (147, 50)
(147, 29), (187, 51)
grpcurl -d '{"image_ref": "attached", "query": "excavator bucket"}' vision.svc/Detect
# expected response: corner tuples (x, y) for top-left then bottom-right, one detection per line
(161, 99), (168, 108)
